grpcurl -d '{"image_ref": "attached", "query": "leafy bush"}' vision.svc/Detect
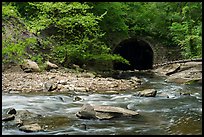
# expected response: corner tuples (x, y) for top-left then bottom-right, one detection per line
(21, 2), (129, 68)
(2, 38), (37, 64)
(169, 4), (202, 59)
(2, 2), (19, 18)
(3, 2), (201, 70)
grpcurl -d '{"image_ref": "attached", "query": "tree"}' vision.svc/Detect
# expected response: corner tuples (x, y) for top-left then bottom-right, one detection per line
(3, 2), (128, 68)
(3, 2), (201, 68)
(169, 2), (202, 58)
(89, 2), (129, 46)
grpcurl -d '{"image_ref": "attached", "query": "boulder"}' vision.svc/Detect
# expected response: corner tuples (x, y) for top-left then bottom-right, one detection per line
(135, 89), (157, 97)
(153, 63), (181, 76)
(2, 114), (15, 121)
(2, 108), (42, 131)
(179, 61), (202, 72)
(45, 61), (58, 70)
(20, 59), (40, 72)
(154, 61), (202, 85)
(76, 104), (97, 119)
(76, 103), (139, 120)
(165, 68), (202, 84)
(6, 107), (17, 115)
(44, 82), (58, 91)
(3, 108), (71, 132)
(19, 123), (42, 132)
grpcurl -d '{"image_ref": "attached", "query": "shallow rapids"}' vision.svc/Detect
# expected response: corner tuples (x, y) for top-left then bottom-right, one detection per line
(2, 73), (202, 135)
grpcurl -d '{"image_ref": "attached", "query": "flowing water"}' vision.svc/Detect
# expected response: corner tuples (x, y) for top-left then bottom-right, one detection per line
(2, 72), (202, 135)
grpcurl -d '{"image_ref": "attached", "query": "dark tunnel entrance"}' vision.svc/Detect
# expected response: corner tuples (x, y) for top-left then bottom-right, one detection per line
(113, 38), (154, 71)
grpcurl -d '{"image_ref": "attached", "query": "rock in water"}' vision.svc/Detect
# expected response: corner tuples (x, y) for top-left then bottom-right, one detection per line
(76, 104), (96, 119)
(19, 123), (42, 132)
(76, 103), (139, 120)
(135, 89), (157, 97)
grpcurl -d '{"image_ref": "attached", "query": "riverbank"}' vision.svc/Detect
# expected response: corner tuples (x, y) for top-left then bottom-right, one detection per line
(2, 59), (202, 94)
(2, 65), (142, 94)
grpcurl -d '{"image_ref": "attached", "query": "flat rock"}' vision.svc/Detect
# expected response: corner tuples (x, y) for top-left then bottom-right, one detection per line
(76, 103), (139, 120)
(19, 123), (42, 132)
(136, 89), (157, 97)
(165, 69), (202, 84)
(154, 61), (202, 85)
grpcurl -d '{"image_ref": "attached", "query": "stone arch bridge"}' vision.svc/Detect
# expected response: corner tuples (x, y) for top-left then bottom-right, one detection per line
(112, 37), (182, 70)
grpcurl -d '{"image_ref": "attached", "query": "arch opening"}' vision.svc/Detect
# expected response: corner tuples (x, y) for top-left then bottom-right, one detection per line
(113, 38), (154, 70)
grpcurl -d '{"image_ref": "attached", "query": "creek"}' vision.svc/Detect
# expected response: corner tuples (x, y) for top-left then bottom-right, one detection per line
(2, 72), (202, 135)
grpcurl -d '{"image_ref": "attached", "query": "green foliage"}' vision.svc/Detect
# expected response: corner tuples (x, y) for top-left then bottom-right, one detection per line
(169, 3), (202, 58)
(2, 2), (202, 69)
(2, 2), (20, 18)
(122, 2), (202, 59)
(2, 38), (37, 64)
(52, 36), (129, 67)
(30, 54), (44, 67)
(18, 2), (129, 67)
(90, 2), (129, 45)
